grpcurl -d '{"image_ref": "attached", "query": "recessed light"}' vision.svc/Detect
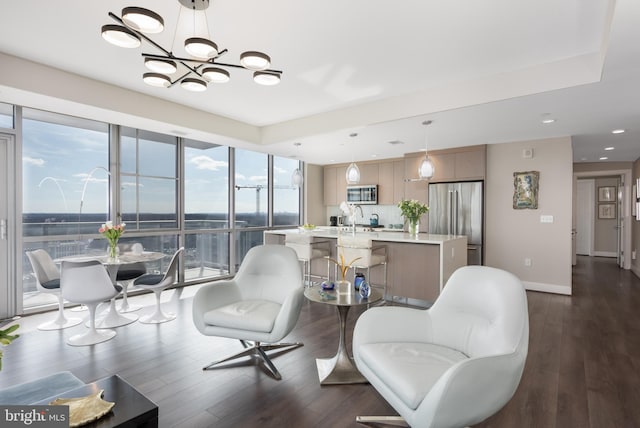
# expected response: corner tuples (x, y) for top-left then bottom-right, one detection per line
(600, 156), (608, 160)
(541, 118), (556, 124)
(371, 154), (377, 158)
(612, 129), (625, 134)
(604, 147), (615, 151)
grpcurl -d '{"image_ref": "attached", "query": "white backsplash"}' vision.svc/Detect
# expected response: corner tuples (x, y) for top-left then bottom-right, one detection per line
(325, 204), (405, 227)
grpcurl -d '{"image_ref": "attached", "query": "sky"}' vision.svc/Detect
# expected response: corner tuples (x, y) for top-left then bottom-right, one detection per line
(21, 116), (300, 216)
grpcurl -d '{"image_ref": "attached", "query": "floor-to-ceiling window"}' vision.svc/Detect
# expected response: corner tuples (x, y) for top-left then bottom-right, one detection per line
(16, 107), (304, 314)
(234, 148), (268, 266)
(22, 109), (110, 309)
(183, 139), (230, 280)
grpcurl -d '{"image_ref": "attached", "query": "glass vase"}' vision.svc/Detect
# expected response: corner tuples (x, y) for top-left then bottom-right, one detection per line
(108, 241), (118, 260)
(336, 280), (351, 295)
(408, 219), (419, 237)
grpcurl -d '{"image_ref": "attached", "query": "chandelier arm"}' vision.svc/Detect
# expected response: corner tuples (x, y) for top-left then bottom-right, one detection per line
(141, 53), (283, 75)
(109, 12), (204, 78)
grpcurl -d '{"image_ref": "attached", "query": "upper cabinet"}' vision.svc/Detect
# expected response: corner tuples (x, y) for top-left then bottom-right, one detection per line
(323, 165), (347, 205)
(378, 160), (405, 204)
(359, 163), (379, 186)
(323, 145), (485, 206)
(433, 145), (486, 182)
(405, 145), (486, 183)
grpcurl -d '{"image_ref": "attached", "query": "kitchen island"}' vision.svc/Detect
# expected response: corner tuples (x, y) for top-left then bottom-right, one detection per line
(264, 227), (467, 304)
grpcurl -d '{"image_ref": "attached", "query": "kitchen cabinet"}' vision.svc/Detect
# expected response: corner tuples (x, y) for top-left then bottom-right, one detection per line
(378, 160), (405, 205)
(429, 145), (486, 182)
(359, 163), (379, 185)
(323, 167), (337, 206)
(323, 165), (347, 205)
(430, 153), (455, 181)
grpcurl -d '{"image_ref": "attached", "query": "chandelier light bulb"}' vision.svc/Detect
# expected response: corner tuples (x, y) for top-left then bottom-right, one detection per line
(122, 7), (164, 33)
(144, 58), (177, 74)
(240, 51), (271, 71)
(143, 73), (171, 88)
(253, 71), (280, 86)
(184, 37), (218, 59)
(101, 25), (141, 48)
(202, 67), (230, 83)
(180, 77), (207, 92)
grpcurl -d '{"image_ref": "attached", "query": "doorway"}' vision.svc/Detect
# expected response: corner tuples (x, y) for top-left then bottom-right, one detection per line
(574, 170), (630, 271)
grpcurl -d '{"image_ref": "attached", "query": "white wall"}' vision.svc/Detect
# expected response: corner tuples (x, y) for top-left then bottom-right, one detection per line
(485, 137), (573, 295)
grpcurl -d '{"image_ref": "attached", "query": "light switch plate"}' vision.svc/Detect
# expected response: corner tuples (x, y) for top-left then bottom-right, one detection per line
(540, 215), (554, 223)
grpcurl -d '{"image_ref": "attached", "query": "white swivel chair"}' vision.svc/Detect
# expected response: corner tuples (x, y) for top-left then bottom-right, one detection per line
(285, 233), (330, 286)
(337, 235), (387, 297)
(353, 265), (529, 428)
(26, 250), (82, 331)
(133, 247), (183, 324)
(192, 245), (304, 380)
(60, 260), (121, 346)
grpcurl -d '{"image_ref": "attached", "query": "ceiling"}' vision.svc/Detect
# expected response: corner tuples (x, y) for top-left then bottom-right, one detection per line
(0, 0), (639, 165)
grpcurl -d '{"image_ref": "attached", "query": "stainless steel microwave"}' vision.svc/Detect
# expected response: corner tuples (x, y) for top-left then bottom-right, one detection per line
(346, 185), (378, 205)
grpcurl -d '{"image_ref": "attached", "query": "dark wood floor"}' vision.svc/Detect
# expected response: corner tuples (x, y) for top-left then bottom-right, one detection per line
(1, 256), (639, 427)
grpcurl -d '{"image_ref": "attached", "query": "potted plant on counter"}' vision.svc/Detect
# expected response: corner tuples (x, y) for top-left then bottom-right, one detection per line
(398, 199), (429, 237)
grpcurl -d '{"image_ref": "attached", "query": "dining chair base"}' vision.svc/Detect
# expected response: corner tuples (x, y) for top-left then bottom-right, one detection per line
(139, 310), (176, 324)
(202, 340), (303, 380)
(89, 299), (138, 328)
(67, 328), (116, 346)
(38, 316), (82, 331)
(117, 301), (142, 313)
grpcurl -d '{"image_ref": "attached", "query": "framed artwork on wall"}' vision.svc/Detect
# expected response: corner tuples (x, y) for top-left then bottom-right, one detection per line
(598, 203), (616, 219)
(598, 186), (616, 202)
(513, 171), (539, 209)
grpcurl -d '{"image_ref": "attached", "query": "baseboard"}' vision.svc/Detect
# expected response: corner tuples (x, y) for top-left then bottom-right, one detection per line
(522, 281), (572, 296)
(592, 251), (617, 258)
(631, 265), (640, 279)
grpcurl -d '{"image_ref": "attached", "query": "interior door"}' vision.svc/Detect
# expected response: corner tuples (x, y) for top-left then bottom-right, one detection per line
(576, 179), (594, 255)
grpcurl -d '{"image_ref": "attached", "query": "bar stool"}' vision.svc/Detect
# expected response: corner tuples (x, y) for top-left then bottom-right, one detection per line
(336, 235), (387, 299)
(285, 234), (331, 287)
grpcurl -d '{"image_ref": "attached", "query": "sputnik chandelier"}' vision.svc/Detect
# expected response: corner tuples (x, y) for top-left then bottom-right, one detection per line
(101, 0), (282, 92)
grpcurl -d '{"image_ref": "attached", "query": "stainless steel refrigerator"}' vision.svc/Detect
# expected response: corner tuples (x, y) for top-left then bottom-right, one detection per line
(428, 181), (483, 265)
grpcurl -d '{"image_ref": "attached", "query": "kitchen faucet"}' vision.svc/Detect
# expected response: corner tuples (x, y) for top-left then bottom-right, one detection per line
(352, 205), (363, 235)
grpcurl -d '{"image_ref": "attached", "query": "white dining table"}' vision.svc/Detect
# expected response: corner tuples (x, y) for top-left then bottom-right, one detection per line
(56, 251), (165, 328)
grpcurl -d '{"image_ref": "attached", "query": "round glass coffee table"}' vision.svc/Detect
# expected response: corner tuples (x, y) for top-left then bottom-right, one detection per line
(304, 285), (382, 385)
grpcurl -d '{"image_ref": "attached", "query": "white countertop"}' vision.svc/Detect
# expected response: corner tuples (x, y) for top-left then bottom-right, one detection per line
(265, 227), (467, 245)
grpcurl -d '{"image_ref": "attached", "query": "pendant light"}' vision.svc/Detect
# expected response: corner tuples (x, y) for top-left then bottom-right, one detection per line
(345, 133), (361, 185)
(291, 143), (304, 188)
(418, 120), (435, 179)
